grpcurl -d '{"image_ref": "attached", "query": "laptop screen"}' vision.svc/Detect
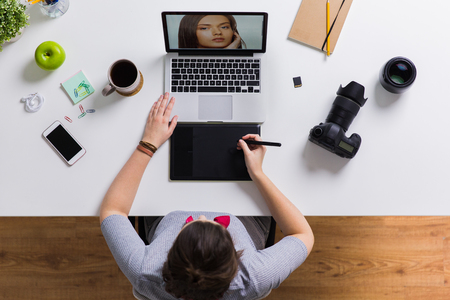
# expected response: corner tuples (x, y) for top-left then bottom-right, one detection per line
(162, 12), (268, 53)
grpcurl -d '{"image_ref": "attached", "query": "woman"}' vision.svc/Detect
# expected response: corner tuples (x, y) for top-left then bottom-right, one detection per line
(100, 93), (314, 300)
(178, 14), (245, 49)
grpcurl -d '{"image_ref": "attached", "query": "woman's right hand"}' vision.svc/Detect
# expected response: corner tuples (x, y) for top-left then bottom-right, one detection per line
(225, 32), (242, 49)
(237, 134), (267, 179)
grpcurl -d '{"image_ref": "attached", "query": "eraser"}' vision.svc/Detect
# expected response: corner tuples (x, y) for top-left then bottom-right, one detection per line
(293, 76), (302, 88)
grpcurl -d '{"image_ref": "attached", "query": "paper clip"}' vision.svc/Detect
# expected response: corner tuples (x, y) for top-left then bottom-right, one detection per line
(78, 112), (87, 119)
(64, 116), (73, 123)
(86, 109), (96, 113)
(79, 104), (85, 113)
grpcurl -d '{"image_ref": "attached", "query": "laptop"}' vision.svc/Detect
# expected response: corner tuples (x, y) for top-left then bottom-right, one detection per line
(162, 12), (268, 123)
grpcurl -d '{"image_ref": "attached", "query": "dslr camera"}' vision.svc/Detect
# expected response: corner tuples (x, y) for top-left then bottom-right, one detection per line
(308, 81), (367, 159)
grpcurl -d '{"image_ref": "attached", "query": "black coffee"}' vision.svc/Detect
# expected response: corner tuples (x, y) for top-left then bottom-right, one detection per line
(110, 61), (138, 87)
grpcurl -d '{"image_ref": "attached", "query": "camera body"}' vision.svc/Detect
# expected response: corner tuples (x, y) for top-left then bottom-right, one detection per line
(308, 81), (367, 159)
(309, 123), (361, 158)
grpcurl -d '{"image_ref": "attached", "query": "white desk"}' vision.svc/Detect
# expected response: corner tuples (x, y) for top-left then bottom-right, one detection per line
(1, 0), (449, 216)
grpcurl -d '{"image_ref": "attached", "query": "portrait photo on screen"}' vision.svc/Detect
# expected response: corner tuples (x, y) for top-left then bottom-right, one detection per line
(165, 14), (265, 50)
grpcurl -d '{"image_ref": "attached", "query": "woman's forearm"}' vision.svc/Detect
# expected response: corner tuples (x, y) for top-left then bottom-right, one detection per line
(99, 93), (177, 224)
(252, 172), (314, 253)
(100, 149), (151, 223)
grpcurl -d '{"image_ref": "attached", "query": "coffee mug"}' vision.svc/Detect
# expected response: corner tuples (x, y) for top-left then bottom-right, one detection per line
(102, 59), (143, 96)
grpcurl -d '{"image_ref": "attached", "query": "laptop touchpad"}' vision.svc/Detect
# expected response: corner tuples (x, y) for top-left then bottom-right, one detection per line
(198, 95), (232, 120)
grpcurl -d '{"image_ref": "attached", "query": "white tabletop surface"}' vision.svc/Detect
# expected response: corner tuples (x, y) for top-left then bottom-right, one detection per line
(1, 0), (449, 216)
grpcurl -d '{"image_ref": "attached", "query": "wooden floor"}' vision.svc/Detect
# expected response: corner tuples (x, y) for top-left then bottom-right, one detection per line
(0, 217), (449, 300)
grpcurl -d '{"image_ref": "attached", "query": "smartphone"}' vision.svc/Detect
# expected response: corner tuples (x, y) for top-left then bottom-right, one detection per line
(42, 121), (86, 165)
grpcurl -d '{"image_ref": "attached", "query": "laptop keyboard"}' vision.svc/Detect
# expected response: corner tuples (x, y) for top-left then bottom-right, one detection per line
(170, 58), (260, 94)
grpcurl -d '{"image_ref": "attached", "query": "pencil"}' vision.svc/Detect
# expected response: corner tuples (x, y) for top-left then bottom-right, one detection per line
(326, 0), (330, 56)
(29, 0), (42, 4)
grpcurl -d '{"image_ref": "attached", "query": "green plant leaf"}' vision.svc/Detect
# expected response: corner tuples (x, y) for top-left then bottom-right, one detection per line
(0, 0), (30, 51)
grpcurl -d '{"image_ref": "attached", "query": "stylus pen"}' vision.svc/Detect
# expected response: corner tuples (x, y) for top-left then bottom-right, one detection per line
(241, 140), (282, 147)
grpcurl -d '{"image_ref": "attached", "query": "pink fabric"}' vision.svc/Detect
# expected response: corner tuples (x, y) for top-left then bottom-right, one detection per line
(213, 216), (230, 228)
(185, 215), (230, 228)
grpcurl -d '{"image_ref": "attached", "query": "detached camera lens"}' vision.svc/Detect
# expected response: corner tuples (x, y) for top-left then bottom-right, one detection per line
(380, 57), (417, 94)
(389, 63), (410, 84)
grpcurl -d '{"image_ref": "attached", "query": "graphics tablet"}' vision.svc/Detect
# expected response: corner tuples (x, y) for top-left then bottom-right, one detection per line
(170, 124), (260, 181)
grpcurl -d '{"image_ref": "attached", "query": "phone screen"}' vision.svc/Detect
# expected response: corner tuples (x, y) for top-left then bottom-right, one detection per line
(46, 125), (83, 161)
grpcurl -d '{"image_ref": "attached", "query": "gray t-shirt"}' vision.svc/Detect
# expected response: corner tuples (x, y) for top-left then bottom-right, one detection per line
(101, 211), (308, 300)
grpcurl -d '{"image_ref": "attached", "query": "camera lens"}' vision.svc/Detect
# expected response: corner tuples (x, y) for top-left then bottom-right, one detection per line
(380, 57), (417, 94)
(389, 63), (410, 84)
(326, 97), (360, 132)
(325, 81), (367, 132)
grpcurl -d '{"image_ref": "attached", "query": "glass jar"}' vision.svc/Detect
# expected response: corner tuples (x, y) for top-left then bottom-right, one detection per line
(39, 0), (69, 18)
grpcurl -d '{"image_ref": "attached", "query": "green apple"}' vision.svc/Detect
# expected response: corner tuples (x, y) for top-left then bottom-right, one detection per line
(35, 41), (66, 71)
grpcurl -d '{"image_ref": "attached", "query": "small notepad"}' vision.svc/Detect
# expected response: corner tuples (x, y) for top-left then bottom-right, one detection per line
(61, 70), (95, 104)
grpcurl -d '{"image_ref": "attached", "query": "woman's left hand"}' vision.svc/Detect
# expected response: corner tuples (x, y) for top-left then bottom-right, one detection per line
(142, 92), (178, 149)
